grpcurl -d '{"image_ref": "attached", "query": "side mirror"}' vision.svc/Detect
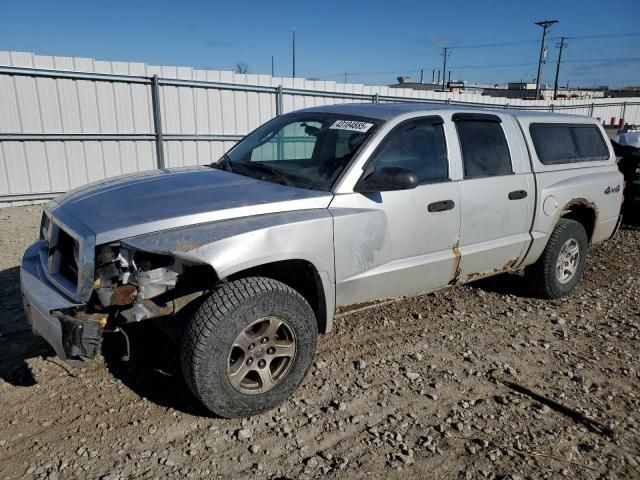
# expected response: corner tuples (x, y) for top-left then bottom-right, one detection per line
(354, 166), (419, 193)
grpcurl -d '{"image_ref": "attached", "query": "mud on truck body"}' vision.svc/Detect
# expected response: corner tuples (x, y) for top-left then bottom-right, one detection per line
(21, 103), (623, 417)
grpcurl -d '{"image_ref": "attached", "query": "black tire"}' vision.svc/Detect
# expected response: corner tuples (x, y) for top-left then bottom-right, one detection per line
(525, 218), (588, 299)
(181, 277), (317, 418)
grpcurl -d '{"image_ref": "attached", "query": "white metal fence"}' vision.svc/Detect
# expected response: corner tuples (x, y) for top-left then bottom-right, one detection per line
(1, 50), (639, 204)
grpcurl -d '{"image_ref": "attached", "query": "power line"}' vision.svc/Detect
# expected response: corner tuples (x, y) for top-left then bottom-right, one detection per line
(312, 29), (640, 78)
(450, 62), (537, 70)
(449, 39), (539, 49)
(448, 31), (640, 49)
(450, 57), (640, 69)
(561, 56), (640, 63)
(313, 69), (421, 79)
(432, 31), (640, 54)
(313, 55), (640, 80)
(430, 32), (640, 52)
(553, 31), (640, 41)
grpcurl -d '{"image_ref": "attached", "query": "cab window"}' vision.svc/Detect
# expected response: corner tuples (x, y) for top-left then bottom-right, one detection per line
(454, 114), (513, 178)
(530, 124), (609, 165)
(367, 117), (448, 183)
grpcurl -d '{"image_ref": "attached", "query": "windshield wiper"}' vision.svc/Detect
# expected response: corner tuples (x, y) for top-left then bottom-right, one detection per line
(209, 154), (234, 172)
(238, 162), (296, 187)
(212, 156), (296, 187)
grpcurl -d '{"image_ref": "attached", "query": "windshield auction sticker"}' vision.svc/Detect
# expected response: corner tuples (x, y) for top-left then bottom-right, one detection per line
(329, 120), (374, 133)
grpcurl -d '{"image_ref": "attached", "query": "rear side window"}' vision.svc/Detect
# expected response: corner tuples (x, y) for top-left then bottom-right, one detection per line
(530, 124), (609, 165)
(455, 118), (513, 178)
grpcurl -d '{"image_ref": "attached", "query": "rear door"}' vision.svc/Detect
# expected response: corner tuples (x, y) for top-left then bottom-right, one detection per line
(453, 113), (535, 281)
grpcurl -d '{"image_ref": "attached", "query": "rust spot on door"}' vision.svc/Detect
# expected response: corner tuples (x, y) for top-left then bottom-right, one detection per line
(498, 257), (520, 273)
(449, 240), (462, 285)
(464, 257), (520, 283)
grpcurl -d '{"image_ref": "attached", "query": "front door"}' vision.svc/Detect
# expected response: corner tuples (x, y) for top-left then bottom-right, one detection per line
(331, 116), (461, 307)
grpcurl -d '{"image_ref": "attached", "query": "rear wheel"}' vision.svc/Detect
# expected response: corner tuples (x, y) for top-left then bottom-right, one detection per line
(525, 218), (588, 299)
(181, 277), (317, 418)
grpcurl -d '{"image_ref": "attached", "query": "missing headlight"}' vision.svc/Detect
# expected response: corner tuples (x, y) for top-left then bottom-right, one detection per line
(93, 245), (183, 307)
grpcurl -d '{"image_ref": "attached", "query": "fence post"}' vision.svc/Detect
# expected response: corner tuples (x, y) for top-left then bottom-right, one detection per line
(151, 75), (165, 169)
(588, 103), (595, 117)
(621, 101), (627, 123)
(550, 104), (554, 112)
(505, 103), (509, 110)
(275, 85), (284, 159)
(275, 85), (284, 116)
(373, 93), (379, 103)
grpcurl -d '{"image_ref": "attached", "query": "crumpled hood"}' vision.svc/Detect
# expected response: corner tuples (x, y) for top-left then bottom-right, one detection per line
(47, 166), (332, 244)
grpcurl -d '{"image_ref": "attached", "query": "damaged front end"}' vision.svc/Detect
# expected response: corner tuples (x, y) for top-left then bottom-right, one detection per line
(57, 243), (211, 363)
(94, 245), (181, 321)
(55, 311), (105, 359)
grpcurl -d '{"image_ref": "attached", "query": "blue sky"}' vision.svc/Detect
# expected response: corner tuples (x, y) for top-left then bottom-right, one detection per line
(0, 0), (638, 88)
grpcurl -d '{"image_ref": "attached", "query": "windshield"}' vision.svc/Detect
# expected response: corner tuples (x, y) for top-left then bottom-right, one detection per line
(214, 113), (380, 191)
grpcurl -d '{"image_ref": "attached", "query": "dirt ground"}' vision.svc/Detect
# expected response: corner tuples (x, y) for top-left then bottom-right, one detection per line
(0, 205), (638, 480)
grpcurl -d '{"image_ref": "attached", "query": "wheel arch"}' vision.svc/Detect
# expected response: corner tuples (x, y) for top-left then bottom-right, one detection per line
(225, 259), (331, 334)
(559, 198), (598, 242)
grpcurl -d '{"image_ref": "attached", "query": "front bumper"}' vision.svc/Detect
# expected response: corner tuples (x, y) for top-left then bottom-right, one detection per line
(21, 241), (99, 365)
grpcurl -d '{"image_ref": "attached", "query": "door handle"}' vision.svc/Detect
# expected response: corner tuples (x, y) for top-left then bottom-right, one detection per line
(428, 200), (455, 212)
(508, 190), (528, 200)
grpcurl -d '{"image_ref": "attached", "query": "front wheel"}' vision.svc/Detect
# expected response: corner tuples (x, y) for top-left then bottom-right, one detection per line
(181, 277), (317, 418)
(525, 218), (588, 299)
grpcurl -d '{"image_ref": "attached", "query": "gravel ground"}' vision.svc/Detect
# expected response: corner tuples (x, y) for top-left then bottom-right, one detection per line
(0, 205), (639, 480)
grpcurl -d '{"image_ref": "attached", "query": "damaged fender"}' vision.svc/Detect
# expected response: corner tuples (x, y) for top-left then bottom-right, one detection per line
(119, 209), (337, 331)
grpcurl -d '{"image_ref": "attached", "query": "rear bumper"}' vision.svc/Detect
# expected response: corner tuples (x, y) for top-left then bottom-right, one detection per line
(624, 180), (640, 206)
(20, 240), (95, 364)
(609, 215), (623, 239)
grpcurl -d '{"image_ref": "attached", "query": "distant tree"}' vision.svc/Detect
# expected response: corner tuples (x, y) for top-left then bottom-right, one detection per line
(234, 62), (250, 74)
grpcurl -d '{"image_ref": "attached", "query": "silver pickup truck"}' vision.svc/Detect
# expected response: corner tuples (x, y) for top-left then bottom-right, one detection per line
(21, 103), (623, 418)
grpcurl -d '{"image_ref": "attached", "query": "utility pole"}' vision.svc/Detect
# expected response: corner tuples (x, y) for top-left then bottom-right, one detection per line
(420, 69), (424, 83)
(553, 36), (567, 100)
(271, 56), (274, 77)
(292, 29), (296, 78)
(441, 47), (450, 91)
(534, 19), (558, 100)
(344, 72), (347, 83)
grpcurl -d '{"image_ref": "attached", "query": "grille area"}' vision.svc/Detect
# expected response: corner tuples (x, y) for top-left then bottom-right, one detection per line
(56, 228), (79, 286)
(40, 210), (95, 301)
(43, 217), (82, 296)
(39, 212), (50, 240)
